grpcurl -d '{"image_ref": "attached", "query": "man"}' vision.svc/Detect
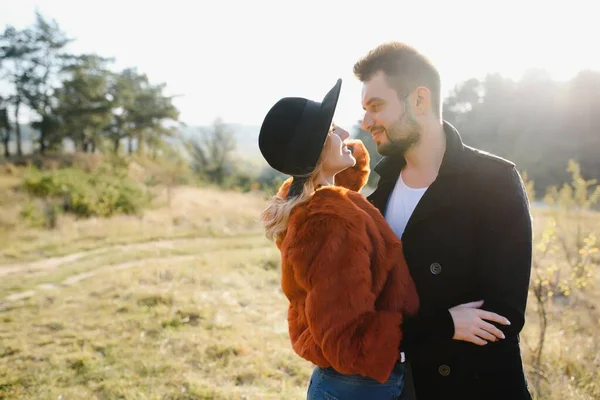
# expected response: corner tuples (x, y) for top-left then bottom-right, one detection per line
(353, 42), (533, 399)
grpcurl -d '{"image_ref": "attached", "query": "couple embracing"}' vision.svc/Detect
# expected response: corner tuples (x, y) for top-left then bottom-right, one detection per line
(258, 42), (533, 400)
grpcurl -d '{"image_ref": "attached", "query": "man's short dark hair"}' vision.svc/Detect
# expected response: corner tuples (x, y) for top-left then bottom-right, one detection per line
(353, 42), (442, 118)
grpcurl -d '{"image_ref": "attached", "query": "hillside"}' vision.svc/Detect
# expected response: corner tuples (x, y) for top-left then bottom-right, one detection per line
(178, 123), (263, 162)
(0, 182), (598, 399)
(6, 123), (264, 163)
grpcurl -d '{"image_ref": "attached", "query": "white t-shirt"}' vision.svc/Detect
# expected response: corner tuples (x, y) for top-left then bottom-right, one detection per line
(384, 172), (428, 240)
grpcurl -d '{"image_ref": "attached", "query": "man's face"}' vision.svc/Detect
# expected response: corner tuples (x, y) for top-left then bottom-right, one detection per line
(360, 71), (420, 157)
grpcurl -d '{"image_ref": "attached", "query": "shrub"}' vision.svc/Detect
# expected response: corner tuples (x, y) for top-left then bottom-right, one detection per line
(524, 160), (600, 398)
(255, 166), (287, 195)
(19, 199), (47, 228)
(21, 165), (150, 218)
(222, 172), (255, 192)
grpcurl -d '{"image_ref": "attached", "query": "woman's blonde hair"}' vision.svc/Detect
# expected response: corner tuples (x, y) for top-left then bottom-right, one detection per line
(261, 133), (331, 241)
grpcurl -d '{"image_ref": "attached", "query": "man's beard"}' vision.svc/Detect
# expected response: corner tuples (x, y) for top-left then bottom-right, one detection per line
(374, 112), (421, 157)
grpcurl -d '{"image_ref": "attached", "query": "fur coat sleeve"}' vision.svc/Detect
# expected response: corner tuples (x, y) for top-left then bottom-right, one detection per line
(284, 190), (404, 383)
(334, 139), (370, 191)
(276, 139), (370, 198)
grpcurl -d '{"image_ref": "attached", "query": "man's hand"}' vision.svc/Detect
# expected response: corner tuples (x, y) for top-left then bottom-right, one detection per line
(449, 300), (510, 346)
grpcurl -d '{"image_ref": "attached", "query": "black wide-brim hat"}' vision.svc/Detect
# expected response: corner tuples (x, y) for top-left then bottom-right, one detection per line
(258, 78), (342, 178)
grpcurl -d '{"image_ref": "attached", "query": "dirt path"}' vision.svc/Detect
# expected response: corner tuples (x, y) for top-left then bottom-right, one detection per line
(0, 236), (268, 306)
(0, 254), (194, 304)
(0, 234), (258, 277)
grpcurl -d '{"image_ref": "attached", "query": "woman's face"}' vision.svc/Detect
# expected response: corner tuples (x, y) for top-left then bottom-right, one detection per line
(321, 125), (356, 174)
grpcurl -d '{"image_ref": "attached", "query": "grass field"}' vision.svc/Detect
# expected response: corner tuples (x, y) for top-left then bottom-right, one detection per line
(0, 182), (598, 400)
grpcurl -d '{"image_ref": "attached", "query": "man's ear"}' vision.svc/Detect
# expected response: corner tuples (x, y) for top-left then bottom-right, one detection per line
(413, 86), (431, 116)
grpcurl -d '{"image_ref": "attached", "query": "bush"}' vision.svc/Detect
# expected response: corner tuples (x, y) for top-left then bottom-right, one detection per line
(19, 200), (47, 228)
(255, 166), (287, 195)
(218, 168), (288, 194)
(21, 164), (150, 218)
(524, 160), (600, 399)
(221, 172), (255, 192)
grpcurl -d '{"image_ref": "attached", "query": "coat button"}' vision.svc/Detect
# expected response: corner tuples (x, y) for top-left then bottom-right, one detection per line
(430, 262), (442, 275)
(438, 365), (451, 376)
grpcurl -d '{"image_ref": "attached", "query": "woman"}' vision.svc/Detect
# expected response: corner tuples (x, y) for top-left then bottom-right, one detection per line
(258, 78), (420, 400)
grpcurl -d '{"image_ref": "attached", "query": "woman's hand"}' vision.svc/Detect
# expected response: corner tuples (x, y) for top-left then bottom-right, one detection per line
(449, 300), (510, 346)
(334, 139), (370, 192)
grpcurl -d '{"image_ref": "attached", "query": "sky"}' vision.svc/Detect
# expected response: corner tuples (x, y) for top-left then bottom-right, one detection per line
(1, 0), (599, 130)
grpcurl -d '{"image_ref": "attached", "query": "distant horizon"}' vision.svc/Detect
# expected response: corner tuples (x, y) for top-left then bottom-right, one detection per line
(3, 67), (595, 132)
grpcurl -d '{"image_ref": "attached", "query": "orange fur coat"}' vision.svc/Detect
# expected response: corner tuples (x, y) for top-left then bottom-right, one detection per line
(274, 140), (420, 383)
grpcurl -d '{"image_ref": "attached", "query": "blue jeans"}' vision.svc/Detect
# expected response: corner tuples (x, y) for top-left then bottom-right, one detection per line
(307, 362), (405, 400)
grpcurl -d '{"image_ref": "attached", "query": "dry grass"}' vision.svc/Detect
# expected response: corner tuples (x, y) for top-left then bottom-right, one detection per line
(1, 184), (310, 399)
(0, 180), (598, 399)
(0, 245), (307, 399)
(0, 184), (267, 264)
(520, 208), (600, 400)
(521, 300), (600, 400)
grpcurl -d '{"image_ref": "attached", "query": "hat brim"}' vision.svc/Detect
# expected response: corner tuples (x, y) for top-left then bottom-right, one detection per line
(272, 78), (342, 177)
(309, 78), (342, 169)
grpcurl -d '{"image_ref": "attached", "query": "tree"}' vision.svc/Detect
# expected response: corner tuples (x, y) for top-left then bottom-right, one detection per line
(0, 101), (9, 157)
(22, 11), (72, 153)
(565, 70), (600, 180)
(0, 55), (8, 156)
(1, 11), (180, 158)
(442, 70), (600, 195)
(128, 79), (179, 155)
(0, 24), (38, 156)
(105, 68), (139, 153)
(106, 68), (179, 154)
(188, 118), (236, 185)
(54, 54), (114, 152)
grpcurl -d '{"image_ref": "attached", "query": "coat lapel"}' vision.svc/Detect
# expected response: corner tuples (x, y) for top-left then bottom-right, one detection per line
(368, 155), (404, 215)
(401, 172), (460, 237)
(368, 121), (471, 237)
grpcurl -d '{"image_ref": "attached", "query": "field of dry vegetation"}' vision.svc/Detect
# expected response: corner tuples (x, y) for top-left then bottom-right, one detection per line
(0, 160), (598, 400)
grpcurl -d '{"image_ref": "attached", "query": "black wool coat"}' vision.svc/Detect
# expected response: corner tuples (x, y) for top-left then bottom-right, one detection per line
(367, 122), (534, 400)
